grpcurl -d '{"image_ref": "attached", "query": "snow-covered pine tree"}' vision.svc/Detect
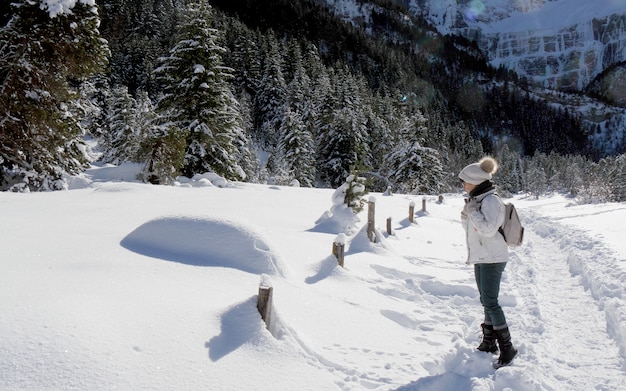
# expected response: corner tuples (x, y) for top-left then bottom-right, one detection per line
(222, 18), (262, 100)
(299, 47), (325, 142)
(101, 85), (140, 165)
(335, 173), (368, 214)
(558, 154), (585, 197)
(385, 110), (445, 195)
(132, 89), (188, 185)
(0, 0), (109, 191)
(496, 144), (523, 196)
(387, 141), (445, 195)
(525, 157), (547, 199)
(317, 70), (370, 188)
(312, 66), (334, 133)
(153, 0), (246, 181)
(608, 154), (626, 202)
(365, 95), (395, 176)
(278, 108), (316, 187)
(138, 125), (187, 185)
(236, 136), (261, 184)
(286, 42), (311, 120)
(74, 75), (110, 151)
(580, 158), (613, 203)
(255, 33), (287, 147)
(99, 0), (177, 96)
(446, 121), (484, 189)
(318, 107), (370, 188)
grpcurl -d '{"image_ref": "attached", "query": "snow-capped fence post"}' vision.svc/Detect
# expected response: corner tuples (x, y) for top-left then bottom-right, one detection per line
(422, 197), (427, 212)
(257, 275), (273, 330)
(332, 233), (346, 267)
(367, 196), (376, 242)
(409, 201), (415, 223)
(386, 217), (392, 235)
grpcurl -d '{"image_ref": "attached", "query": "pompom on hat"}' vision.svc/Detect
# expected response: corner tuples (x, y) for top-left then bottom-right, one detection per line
(459, 157), (499, 185)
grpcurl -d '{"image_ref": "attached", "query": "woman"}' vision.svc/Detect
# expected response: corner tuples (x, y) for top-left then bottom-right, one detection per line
(459, 156), (517, 368)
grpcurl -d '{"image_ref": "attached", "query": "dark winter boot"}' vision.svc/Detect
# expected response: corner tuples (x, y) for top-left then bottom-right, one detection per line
(493, 327), (518, 368)
(477, 323), (498, 354)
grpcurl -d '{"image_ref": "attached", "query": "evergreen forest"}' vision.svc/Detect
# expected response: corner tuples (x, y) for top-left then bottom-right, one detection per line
(1, 0), (625, 203)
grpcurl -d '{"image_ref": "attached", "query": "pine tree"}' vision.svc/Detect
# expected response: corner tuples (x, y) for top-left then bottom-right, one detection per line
(446, 120), (484, 189)
(138, 125), (188, 185)
(100, 0), (177, 95)
(559, 155), (585, 197)
(154, 0), (246, 180)
(338, 173), (368, 214)
(75, 74), (110, 148)
(366, 95), (394, 174)
(278, 108), (316, 187)
(611, 154), (626, 202)
(286, 42), (311, 118)
(255, 33), (287, 147)
(221, 17), (262, 98)
(497, 144), (523, 196)
(0, 0), (109, 191)
(384, 110), (445, 194)
(581, 158), (613, 203)
(525, 157), (547, 199)
(317, 70), (370, 188)
(101, 85), (140, 165)
(135, 90), (188, 185)
(318, 107), (370, 188)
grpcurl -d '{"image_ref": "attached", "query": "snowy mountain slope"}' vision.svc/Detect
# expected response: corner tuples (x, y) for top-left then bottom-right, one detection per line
(412, 0), (625, 32)
(322, 0), (626, 154)
(326, 0), (626, 91)
(411, 0), (626, 91)
(1, 164), (625, 390)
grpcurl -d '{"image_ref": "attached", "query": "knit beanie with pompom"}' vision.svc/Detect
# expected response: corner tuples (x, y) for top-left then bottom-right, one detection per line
(458, 157), (499, 185)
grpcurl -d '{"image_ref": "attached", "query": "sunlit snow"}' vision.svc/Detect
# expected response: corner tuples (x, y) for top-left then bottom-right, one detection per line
(1, 163), (625, 390)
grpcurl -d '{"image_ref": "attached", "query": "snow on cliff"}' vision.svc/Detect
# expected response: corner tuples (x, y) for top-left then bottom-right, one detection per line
(412, 0), (626, 90)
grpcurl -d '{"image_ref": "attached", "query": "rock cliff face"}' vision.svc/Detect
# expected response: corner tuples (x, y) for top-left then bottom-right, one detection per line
(470, 14), (626, 91)
(411, 0), (626, 92)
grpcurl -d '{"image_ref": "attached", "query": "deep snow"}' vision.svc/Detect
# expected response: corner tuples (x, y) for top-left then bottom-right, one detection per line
(1, 163), (626, 390)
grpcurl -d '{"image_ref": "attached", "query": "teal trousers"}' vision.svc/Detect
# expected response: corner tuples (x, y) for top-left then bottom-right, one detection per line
(474, 262), (507, 329)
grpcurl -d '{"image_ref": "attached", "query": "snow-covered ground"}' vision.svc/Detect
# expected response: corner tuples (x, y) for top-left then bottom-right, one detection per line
(1, 164), (626, 390)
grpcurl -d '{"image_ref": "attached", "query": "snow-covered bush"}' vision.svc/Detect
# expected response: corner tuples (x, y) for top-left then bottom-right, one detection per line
(333, 174), (368, 214)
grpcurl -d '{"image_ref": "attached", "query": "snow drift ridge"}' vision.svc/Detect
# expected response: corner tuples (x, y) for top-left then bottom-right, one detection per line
(121, 216), (288, 277)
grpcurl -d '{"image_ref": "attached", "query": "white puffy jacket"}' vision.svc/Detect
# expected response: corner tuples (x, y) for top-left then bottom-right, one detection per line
(462, 189), (508, 264)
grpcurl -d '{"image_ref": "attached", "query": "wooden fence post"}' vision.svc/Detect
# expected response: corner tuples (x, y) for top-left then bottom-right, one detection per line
(333, 233), (346, 267)
(386, 217), (392, 235)
(368, 197), (376, 242)
(422, 197), (427, 212)
(409, 201), (415, 223)
(438, 194), (444, 204)
(257, 276), (273, 329)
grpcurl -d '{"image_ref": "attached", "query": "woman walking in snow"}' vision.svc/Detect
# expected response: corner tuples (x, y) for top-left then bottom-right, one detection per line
(459, 156), (518, 368)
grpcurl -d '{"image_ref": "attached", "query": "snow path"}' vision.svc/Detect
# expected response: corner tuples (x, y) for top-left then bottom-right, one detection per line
(391, 203), (626, 391)
(506, 210), (626, 390)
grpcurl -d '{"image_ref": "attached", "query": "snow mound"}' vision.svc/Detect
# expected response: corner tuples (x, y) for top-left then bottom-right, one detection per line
(121, 216), (288, 277)
(175, 172), (231, 188)
(310, 204), (360, 235)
